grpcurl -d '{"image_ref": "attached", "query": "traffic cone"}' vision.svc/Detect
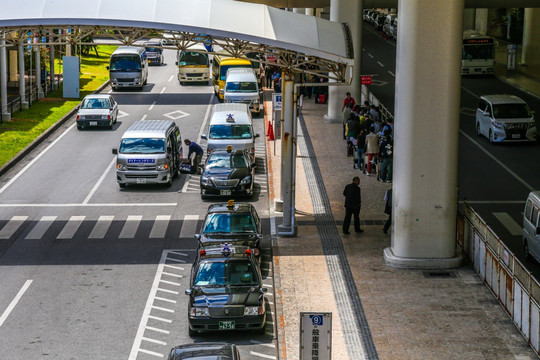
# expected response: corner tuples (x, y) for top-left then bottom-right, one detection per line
(267, 121), (274, 141)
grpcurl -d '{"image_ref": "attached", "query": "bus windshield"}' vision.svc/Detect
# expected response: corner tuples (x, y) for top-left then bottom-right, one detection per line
(178, 51), (209, 66)
(462, 44), (494, 61)
(119, 138), (165, 154)
(110, 55), (142, 71)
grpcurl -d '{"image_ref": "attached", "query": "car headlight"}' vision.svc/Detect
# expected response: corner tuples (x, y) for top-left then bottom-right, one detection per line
(157, 164), (169, 171)
(78, 115), (85, 120)
(492, 122), (504, 130)
(117, 164), (127, 171)
(190, 307), (210, 317)
(244, 305), (264, 316)
(528, 122), (536, 129)
(201, 176), (211, 186)
(134, 77), (141, 83)
(253, 99), (259, 104)
(101, 115), (110, 120)
(240, 176), (252, 185)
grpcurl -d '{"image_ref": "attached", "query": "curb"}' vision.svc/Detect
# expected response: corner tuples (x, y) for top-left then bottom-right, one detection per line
(0, 80), (110, 177)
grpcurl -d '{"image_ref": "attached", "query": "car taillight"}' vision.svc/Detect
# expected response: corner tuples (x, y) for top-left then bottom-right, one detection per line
(76, 115), (79, 120)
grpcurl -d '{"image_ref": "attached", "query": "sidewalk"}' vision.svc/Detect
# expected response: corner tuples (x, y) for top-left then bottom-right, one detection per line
(265, 91), (539, 359)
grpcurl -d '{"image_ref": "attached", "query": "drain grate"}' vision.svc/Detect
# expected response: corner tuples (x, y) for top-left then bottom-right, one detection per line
(423, 271), (456, 278)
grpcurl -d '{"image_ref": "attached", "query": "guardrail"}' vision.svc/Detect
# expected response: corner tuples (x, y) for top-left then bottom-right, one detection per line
(4, 76), (62, 117)
(461, 201), (540, 355)
(360, 84), (394, 123)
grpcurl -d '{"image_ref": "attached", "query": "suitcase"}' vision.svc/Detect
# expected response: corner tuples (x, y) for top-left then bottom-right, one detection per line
(347, 142), (354, 157)
(179, 163), (193, 174)
(318, 94), (326, 104)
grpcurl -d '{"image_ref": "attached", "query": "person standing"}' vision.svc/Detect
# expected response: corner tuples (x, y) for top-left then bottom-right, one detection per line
(379, 129), (393, 182)
(184, 139), (204, 174)
(356, 128), (366, 170)
(265, 66), (273, 89)
(342, 176), (363, 234)
(364, 126), (379, 176)
(342, 92), (356, 112)
(383, 188), (392, 234)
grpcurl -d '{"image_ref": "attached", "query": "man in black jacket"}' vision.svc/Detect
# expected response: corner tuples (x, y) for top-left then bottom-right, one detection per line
(342, 176), (363, 234)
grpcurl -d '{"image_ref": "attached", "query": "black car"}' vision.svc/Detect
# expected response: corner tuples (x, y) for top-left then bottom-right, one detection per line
(196, 201), (262, 257)
(185, 243), (267, 336)
(200, 148), (256, 198)
(167, 342), (241, 359)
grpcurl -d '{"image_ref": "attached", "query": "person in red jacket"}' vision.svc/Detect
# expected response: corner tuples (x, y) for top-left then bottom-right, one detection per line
(342, 92), (356, 112)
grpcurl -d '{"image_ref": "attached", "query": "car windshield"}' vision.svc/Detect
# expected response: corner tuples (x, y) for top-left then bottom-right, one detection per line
(194, 260), (258, 286)
(207, 153), (248, 169)
(119, 138), (165, 154)
(110, 55), (141, 71)
(178, 51), (209, 66)
(145, 46), (161, 53)
(492, 103), (532, 119)
(203, 213), (256, 233)
(81, 98), (110, 109)
(209, 125), (252, 139)
(225, 81), (257, 93)
(220, 65), (250, 81)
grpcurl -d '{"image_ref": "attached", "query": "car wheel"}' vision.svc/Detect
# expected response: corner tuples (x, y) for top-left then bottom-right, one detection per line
(119, 183), (126, 188)
(489, 129), (494, 144)
(476, 123), (481, 137)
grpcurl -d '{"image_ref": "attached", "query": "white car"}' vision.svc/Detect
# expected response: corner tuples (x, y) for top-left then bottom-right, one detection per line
(76, 94), (119, 130)
(476, 94), (536, 143)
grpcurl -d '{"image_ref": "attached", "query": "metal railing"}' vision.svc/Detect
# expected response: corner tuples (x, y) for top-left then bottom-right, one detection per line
(3, 75), (62, 117)
(360, 84), (394, 123)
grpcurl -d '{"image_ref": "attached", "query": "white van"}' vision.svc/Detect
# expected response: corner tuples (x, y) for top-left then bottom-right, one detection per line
(112, 120), (183, 188)
(223, 68), (261, 113)
(524, 191), (540, 262)
(201, 103), (259, 158)
(476, 94), (536, 143)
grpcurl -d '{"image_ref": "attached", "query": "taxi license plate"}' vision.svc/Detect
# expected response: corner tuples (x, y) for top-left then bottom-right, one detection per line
(219, 321), (235, 330)
(136, 178), (147, 184)
(512, 134), (521, 139)
(89, 121), (98, 126)
(220, 190), (232, 196)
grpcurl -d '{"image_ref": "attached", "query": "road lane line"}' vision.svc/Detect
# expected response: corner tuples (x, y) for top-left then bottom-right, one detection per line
(161, 271), (182, 278)
(57, 215), (85, 239)
(155, 296), (176, 304)
(0, 216), (28, 239)
(26, 216), (57, 239)
(197, 94), (215, 142)
(146, 326), (170, 334)
(88, 215), (114, 239)
(149, 215), (171, 238)
(159, 279), (181, 286)
(179, 214), (199, 238)
(83, 157), (116, 204)
(493, 212), (523, 236)
(377, 61), (384, 67)
(368, 53), (374, 58)
(141, 114), (148, 121)
(157, 287), (179, 295)
(460, 130), (534, 192)
(148, 315), (172, 323)
(163, 264), (184, 271)
(160, 86), (167, 94)
(0, 280), (33, 327)
(142, 336), (167, 345)
(0, 123), (76, 196)
(148, 101), (157, 110)
(138, 348), (163, 357)
(388, 71), (395, 77)
(119, 215), (142, 239)
(168, 75), (174, 82)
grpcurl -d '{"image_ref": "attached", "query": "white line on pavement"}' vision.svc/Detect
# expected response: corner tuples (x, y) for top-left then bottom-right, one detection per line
(0, 280), (33, 327)
(250, 351), (277, 359)
(141, 114), (148, 121)
(367, 53), (374, 58)
(168, 75), (174, 82)
(0, 123), (76, 196)
(493, 212), (523, 236)
(160, 87), (167, 94)
(148, 101), (157, 111)
(377, 61), (384, 67)
(83, 158), (116, 204)
(388, 71), (395, 77)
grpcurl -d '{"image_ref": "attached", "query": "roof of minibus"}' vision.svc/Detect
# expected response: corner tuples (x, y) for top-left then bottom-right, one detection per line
(210, 104), (251, 125)
(529, 191), (540, 203)
(121, 120), (175, 139)
(112, 46), (145, 55)
(214, 55), (252, 65)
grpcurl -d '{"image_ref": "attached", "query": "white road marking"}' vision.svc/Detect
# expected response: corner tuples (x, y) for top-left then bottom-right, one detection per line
(148, 101), (157, 111)
(367, 53), (374, 58)
(197, 95), (216, 142)
(148, 315), (172, 323)
(160, 86), (167, 94)
(83, 158), (116, 204)
(460, 130), (534, 192)
(119, 215), (142, 239)
(161, 271), (182, 278)
(168, 75), (174, 82)
(146, 326), (170, 334)
(138, 348), (163, 357)
(0, 280), (33, 327)
(377, 61), (384, 67)
(26, 216), (57, 239)
(0, 203), (177, 207)
(0, 123), (75, 196)
(180, 214), (199, 238)
(142, 336), (167, 345)
(159, 279), (181, 286)
(250, 351), (277, 359)
(0, 216), (28, 239)
(141, 114), (147, 121)
(157, 287), (179, 295)
(117, 110), (129, 119)
(56, 215), (85, 239)
(180, 174), (192, 193)
(163, 264), (184, 271)
(250, 340), (276, 348)
(149, 215), (171, 238)
(155, 296), (177, 304)
(461, 86), (480, 99)
(493, 212), (522, 236)
(88, 215), (114, 239)
(388, 71), (395, 77)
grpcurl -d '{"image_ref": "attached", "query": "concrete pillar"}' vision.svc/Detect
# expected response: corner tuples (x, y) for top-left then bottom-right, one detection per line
(18, 44), (28, 109)
(35, 46), (44, 98)
(383, 0), (463, 269)
(463, 9), (475, 30)
(1, 33), (10, 122)
(522, 8), (540, 66)
(324, 0), (362, 123)
(277, 70), (297, 236)
(475, 9), (488, 34)
(305, 8), (315, 16)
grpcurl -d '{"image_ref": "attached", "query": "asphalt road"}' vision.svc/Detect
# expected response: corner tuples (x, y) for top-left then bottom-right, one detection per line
(361, 23), (540, 276)
(0, 49), (277, 360)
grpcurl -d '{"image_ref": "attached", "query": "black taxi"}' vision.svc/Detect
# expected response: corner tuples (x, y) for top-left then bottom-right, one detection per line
(185, 243), (267, 336)
(195, 200), (262, 258)
(200, 147), (256, 198)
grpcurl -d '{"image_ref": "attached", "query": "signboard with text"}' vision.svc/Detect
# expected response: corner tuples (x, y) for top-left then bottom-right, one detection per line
(361, 75), (373, 85)
(300, 312), (332, 360)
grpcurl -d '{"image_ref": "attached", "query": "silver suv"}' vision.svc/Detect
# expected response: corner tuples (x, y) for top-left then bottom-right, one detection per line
(475, 94), (536, 143)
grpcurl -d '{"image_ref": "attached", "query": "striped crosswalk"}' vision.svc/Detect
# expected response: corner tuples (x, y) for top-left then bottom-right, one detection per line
(0, 214), (204, 241)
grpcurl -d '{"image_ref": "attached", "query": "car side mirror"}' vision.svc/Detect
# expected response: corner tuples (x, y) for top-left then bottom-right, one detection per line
(185, 289), (192, 295)
(201, 134), (208, 140)
(195, 234), (201, 240)
(255, 133), (260, 138)
(175, 61), (178, 65)
(112, 148), (118, 155)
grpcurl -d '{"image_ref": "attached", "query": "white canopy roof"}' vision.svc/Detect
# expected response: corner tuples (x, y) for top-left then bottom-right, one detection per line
(0, 0), (353, 66)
